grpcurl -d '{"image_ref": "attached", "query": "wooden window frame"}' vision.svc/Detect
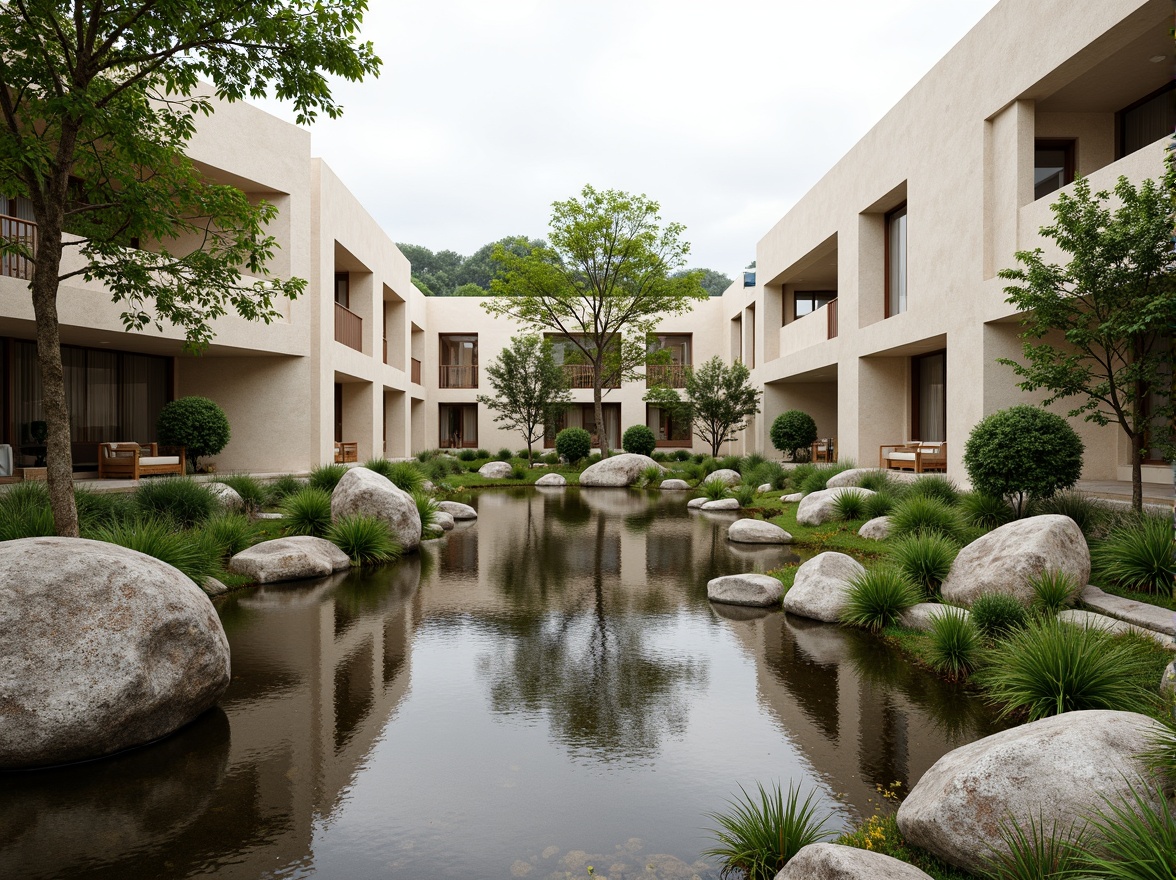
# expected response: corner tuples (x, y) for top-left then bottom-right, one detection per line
(884, 203), (908, 319)
(1033, 139), (1076, 201)
(910, 349), (947, 442)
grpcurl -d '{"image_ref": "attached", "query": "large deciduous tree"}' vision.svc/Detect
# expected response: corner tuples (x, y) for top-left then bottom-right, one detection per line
(998, 162), (1175, 511)
(645, 356), (761, 457)
(0, 1), (380, 536)
(476, 334), (571, 467)
(484, 186), (707, 455)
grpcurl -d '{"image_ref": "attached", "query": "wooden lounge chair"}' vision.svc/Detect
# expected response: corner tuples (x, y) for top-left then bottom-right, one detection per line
(811, 437), (836, 463)
(334, 441), (358, 463)
(879, 441), (947, 474)
(97, 442), (185, 480)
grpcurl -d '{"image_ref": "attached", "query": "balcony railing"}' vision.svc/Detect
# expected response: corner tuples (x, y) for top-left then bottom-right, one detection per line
(562, 364), (620, 389)
(646, 363), (689, 388)
(1, 214), (37, 280)
(411, 358), (422, 384)
(439, 364), (478, 388)
(383, 337), (387, 364)
(827, 298), (838, 339)
(334, 302), (363, 352)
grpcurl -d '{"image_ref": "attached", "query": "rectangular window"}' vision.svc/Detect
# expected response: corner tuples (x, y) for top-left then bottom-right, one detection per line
(646, 404), (691, 446)
(647, 334), (691, 387)
(912, 350), (946, 442)
(793, 290), (837, 319)
(1143, 334), (1173, 463)
(439, 403), (478, 448)
(886, 204), (908, 317)
(544, 403), (620, 449)
(439, 334), (478, 388)
(334, 272), (350, 309)
(1118, 81), (1175, 159)
(1034, 139), (1075, 200)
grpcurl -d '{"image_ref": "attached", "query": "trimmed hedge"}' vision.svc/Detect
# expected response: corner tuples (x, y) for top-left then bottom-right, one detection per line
(622, 424), (657, 456)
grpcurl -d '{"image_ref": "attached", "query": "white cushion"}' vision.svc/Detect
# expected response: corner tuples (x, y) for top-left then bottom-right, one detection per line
(140, 456), (180, 466)
(886, 452), (917, 461)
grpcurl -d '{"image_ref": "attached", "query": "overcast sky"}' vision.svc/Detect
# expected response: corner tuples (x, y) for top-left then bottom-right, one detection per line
(258, 0), (1002, 278)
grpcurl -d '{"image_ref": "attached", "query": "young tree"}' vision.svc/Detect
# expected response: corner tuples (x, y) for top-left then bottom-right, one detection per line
(999, 164), (1176, 511)
(0, 2), (380, 536)
(484, 186), (708, 456)
(476, 335), (571, 467)
(645, 356), (761, 457)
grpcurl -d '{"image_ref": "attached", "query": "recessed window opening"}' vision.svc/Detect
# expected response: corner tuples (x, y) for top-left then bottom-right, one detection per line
(794, 291), (837, 319)
(1118, 81), (1175, 159)
(1034, 140), (1075, 200)
(886, 204), (907, 317)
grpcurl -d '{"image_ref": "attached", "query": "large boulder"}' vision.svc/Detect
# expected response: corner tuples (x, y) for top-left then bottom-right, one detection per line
(825, 468), (886, 489)
(775, 843), (935, 879)
(797, 487), (877, 526)
(579, 453), (660, 487)
(438, 500), (478, 520)
(0, 537), (231, 770)
(728, 519), (793, 544)
(206, 481), (243, 511)
(535, 472), (567, 487)
(781, 552), (865, 622)
(707, 468), (742, 486)
(228, 536), (351, 583)
(331, 466), (422, 551)
(940, 515), (1089, 608)
(896, 710), (1169, 870)
(660, 478), (691, 490)
(686, 497), (707, 509)
(478, 461), (514, 479)
(707, 573), (785, 607)
(858, 516), (891, 540)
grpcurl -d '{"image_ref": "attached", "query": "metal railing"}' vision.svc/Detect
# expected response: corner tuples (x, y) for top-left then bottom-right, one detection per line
(411, 358), (422, 384)
(645, 363), (689, 388)
(1, 214), (37, 280)
(334, 302), (363, 351)
(439, 364), (478, 388)
(562, 364), (620, 389)
(827, 298), (838, 339)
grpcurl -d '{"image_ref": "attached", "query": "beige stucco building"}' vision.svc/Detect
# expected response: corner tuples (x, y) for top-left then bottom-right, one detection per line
(0, 0), (1171, 483)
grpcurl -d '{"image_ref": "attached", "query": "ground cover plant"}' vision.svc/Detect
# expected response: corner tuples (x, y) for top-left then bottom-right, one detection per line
(85, 518), (216, 584)
(326, 515), (402, 566)
(1027, 570), (1078, 616)
(134, 477), (217, 528)
(888, 495), (966, 543)
(840, 567), (923, 632)
(969, 593), (1029, 639)
(888, 532), (958, 598)
(831, 488), (868, 521)
(280, 487), (333, 537)
(926, 611), (982, 680)
(1092, 515), (1175, 598)
(265, 474), (304, 505)
(309, 463), (348, 493)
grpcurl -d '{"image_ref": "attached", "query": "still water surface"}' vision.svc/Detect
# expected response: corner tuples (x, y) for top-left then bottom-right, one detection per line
(2, 488), (1006, 879)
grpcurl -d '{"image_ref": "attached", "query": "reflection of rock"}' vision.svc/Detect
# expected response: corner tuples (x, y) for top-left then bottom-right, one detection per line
(707, 573), (785, 607)
(779, 843), (935, 879)
(579, 453), (660, 487)
(710, 602), (773, 622)
(782, 552), (865, 623)
(579, 488), (649, 516)
(229, 535), (350, 584)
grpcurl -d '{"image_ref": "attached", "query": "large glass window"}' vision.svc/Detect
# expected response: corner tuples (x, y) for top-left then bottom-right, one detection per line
(1118, 82), (1175, 159)
(544, 403), (620, 450)
(793, 291), (836, 319)
(886, 204), (907, 317)
(646, 404), (690, 446)
(334, 272), (350, 309)
(439, 403), (478, 448)
(439, 334), (478, 388)
(1143, 334), (1172, 463)
(1034, 140), (1074, 200)
(647, 334), (691, 387)
(912, 351), (946, 442)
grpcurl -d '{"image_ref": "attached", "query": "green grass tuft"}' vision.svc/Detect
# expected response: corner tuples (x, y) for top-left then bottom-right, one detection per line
(841, 567), (924, 633)
(888, 532), (958, 598)
(1027, 569), (1079, 616)
(832, 488), (868, 521)
(308, 463), (348, 493)
(280, 487), (333, 537)
(1079, 780), (1176, 880)
(959, 491), (1015, 531)
(698, 477), (730, 501)
(134, 477), (217, 528)
(85, 517), (215, 584)
(218, 473), (267, 512)
(980, 812), (1088, 880)
(888, 495), (966, 543)
(970, 593), (1030, 639)
(1092, 515), (1175, 598)
(326, 514), (403, 566)
(926, 611), (982, 680)
(265, 474), (304, 505)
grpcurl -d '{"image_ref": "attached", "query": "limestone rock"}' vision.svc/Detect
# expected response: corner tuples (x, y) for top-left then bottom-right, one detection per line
(899, 603), (969, 633)
(331, 466), (422, 551)
(707, 573), (784, 607)
(796, 487), (877, 526)
(784, 492), (804, 503)
(940, 515), (1089, 608)
(478, 461), (514, 479)
(728, 519), (793, 544)
(434, 510), (456, 531)
(896, 710), (1169, 870)
(660, 478), (690, 490)
(1080, 584), (1176, 636)
(1161, 661), (1175, 707)
(1057, 609), (1176, 650)
(775, 843), (935, 879)
(707, 468), (742, 486)
(438, 500), (478, 520)
(0, 537), (230, 770)
(686, 497), (707, 509)
(535, 472), (567, 487)
(420, 479), (435, 493)
(202, 576), (230, 597)
(229, 536), (351, 584)
(579, 453), (661, 487)
(859, 516), (891, 540)
(825, 468), (887, 489)
(782, 552), (865, 622)
(701, 497), (740, 511)
(206, 481), (243, 511)
(757, 483), (773, 494)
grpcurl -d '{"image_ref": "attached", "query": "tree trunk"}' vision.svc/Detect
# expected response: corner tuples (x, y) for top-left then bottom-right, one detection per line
(1130, 430), (1143, 512)
(593, 368), (609, 458)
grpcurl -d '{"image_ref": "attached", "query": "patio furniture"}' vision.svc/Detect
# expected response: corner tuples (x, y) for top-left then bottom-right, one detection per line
(97, 442), (185, 480)
(811, 437), (836, 463)
(879, 441), (947, 474)
(334, 441), (358, 463)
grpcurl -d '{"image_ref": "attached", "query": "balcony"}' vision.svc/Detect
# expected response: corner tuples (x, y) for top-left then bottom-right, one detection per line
(411, 358), (421, 384)
(645, 363), (689, 388)
(334, 302), (362, 352)
(1, 214), (37, 280)
(439, 364), (478, 388)
(563, 364), (620, 389)
(826, 298), (838, 339)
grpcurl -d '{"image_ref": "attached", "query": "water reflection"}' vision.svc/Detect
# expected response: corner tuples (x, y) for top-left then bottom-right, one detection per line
(0, 488), (1009, 880)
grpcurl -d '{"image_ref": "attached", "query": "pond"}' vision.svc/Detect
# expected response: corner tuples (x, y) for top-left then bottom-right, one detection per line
(1, 488), (1007, 879)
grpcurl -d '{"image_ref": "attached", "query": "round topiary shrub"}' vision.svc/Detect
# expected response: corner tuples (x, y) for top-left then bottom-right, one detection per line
(555, 427), (592, 464)
(156, 396), (230, 472)
(963, 406), (1083, 515)
(770, 410), (818, 461)
(622, 424), (656, 457)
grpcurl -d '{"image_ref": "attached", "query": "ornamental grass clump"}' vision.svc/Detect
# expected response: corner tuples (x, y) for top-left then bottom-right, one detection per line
(457, 448), (478, 462)
(970, 593), (1030, 639)
(74, 486), (135, 530)
(959, 491), (1015, 531)
(495, 447), (513, 461)
(862, 491), (897, 520)
(219, 473), (266, 513)
(326, 515), (403, 566)
(1027, 569), (1079, 616)
(385, 461), (426, 494)
(0, 481), (54, 540)
(637, 465), (664, 489)
(413, 490), (441, 538)
(858, 470), (898, 494)
(927, 612), (982, 680)
(362, 457), (395, 479)
(86, 518), (215, 584)
(981, 812), (1088, 880)
(978, 618), (1154, 720)
(888, 532), (959, 598)
(280, 487), (333, 537)
(265, 474), (304, 505)
(1080, 782), (1176, 880)
(698, 477), (729, 502)
(907, 475), (961, 505)
(831, 489), (868, 521)
(308, 463), (348, 493)
(888, 495), (965, 543)
(733, 484), (757, 507)
(744, 460), (786, 492)
(134, 477), (217, 528)
(798, 463), (851, 495)
(703, 782), (835, 880)
(1033, 491), (1107, 538)
(198, 512), (257, 559)
(840, 568), (923, 633)
(1092, 515), (1176, 597)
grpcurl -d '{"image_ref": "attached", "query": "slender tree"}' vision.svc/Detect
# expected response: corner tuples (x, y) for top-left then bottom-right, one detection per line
(998, 161), (1176, 511)
(645, 356), (761, 457)
(485, 186), (708, 455)
(476, 334), (571, 466)
(0, 2), (380, 535)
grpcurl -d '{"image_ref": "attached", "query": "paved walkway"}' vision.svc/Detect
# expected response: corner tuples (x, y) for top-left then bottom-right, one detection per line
(1075, 478), (1173, 508)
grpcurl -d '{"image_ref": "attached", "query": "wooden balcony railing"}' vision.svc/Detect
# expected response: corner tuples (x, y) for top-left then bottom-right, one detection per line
(827, 298), (838, 339)
(411, 358), (422, 384)
(334, 301), (363, 352)
(563, 364), (620, 389)
(646, 363), (689, 388)
(439, 364), (478, 388)
(1, 214), (37, 280)
(383, 337), (388, 364)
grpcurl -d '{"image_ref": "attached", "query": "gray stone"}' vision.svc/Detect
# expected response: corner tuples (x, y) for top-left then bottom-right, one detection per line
(535, 472), (567, 486)
(660, 478), (691, 490)
(1080, 584), (1176, 636)
(707, 468), (742, 486)
(202, 576), (230, 597)
(438, 500), (478, 520)
(896, 710), (1169, 871)
(478, 460), (514, 478)
(701, 497), (740, 510)
(420, 479), (435, 493)
(331, 466), (422, 551)
(825, 468), (887, 489)
(1057, 609), (1176, 650)
(858, 515), (892, 540)
(728, 518), (793, 544)
(775, 843), (935, 880)
(686, 497), (707, 509)
(228, 536), (351, 584)
(899, 603), (969, 633)
(1161, 661), (1175, 707)
(255, 512), (284, 520)
(434, 510), (456, 531)
(757, 483), (773, 494)
(579, 453), (661, 487)
(206, 481), (243, 511)
(783, 492), (804, 503)
(0, 537), (231, 770)
(782, 552), (866, 622)
(796, 487), (877, 526)
(940, 515), (1089, 608)
(707, 573), (785, 607)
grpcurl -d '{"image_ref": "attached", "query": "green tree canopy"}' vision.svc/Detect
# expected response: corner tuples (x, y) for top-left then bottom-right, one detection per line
(476, 334), (571, 466)
(646, 356), (761, 457)
(485, 185), (708, 455)
(0, 1), (379, 536)
(674, 267), (732, 297)
(998, 162), (1176, 511)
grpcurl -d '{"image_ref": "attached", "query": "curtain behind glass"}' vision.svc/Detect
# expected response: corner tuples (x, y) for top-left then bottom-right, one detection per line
(917, 353), (946, 442)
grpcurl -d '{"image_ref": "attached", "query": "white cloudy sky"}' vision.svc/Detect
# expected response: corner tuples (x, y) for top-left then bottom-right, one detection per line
(258, 0), (1001, 278)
